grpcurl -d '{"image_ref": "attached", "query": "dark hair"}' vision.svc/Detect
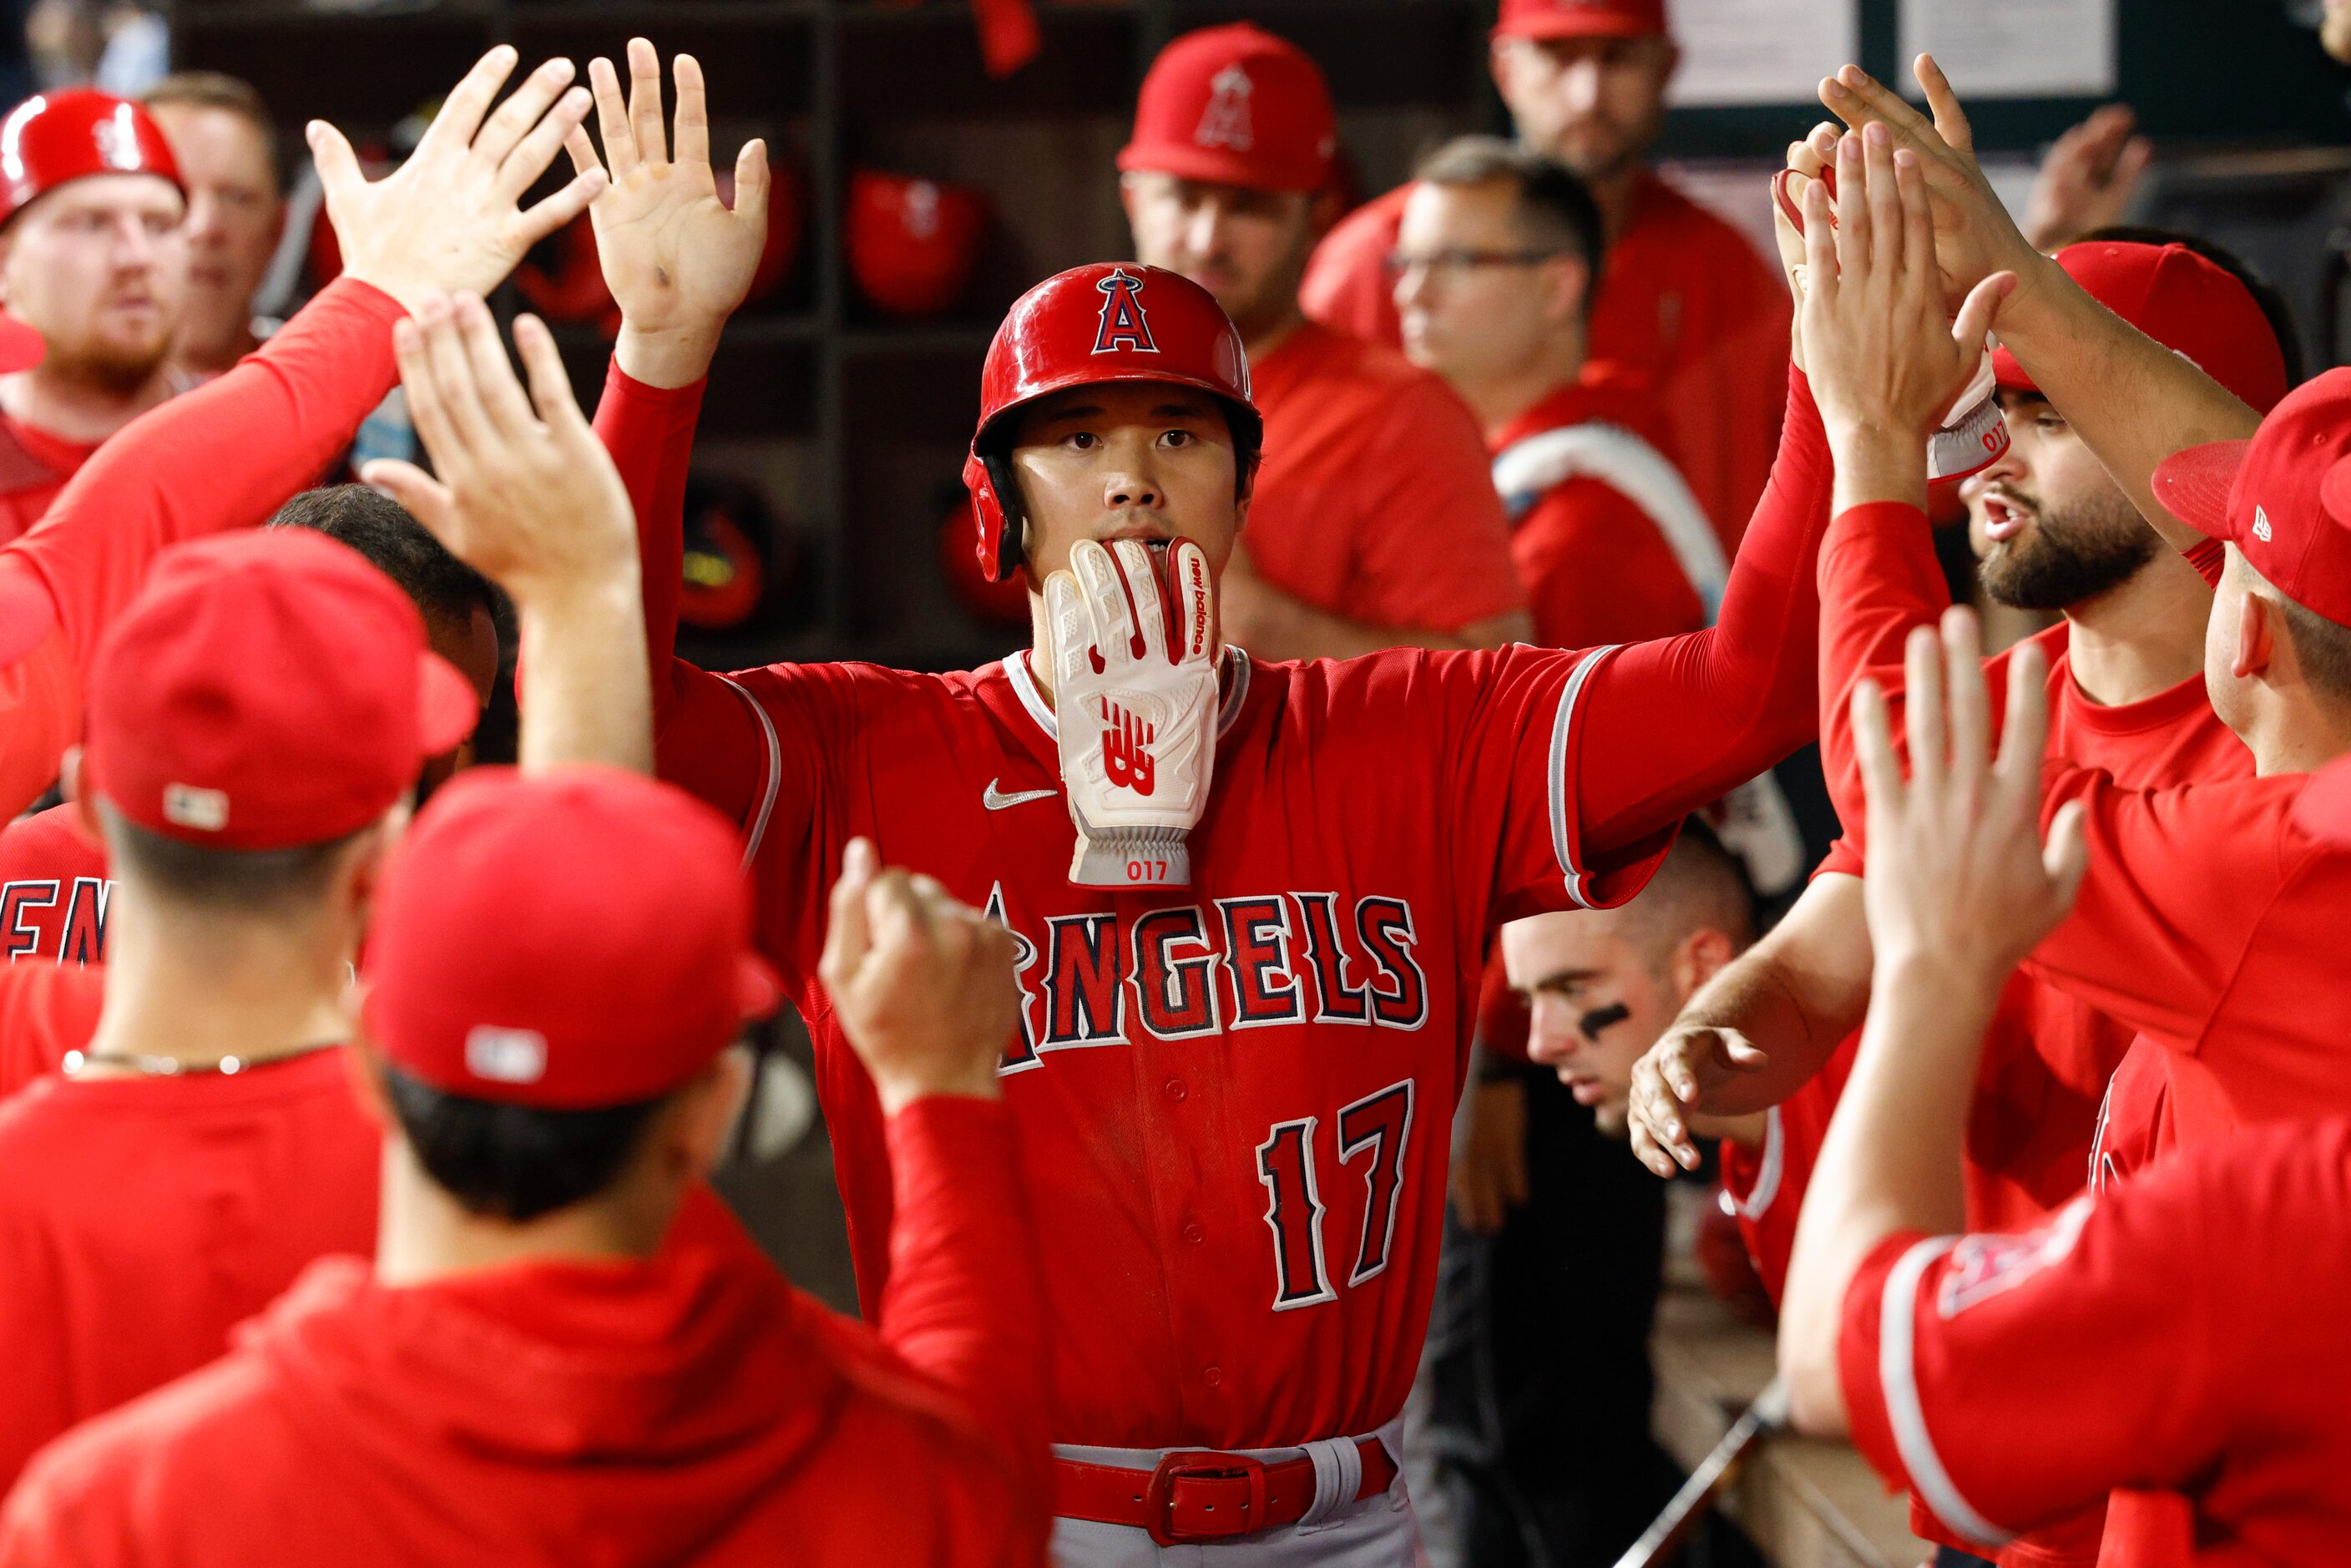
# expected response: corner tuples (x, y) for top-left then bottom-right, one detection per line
(382, 1065), (668, 1222)
(102, 802), (367, 913)
(1410, 134), (1606, 306)
(142, 71), (282, 195)
(267, 485), (506, 635)
(2075, 224), (2306, 390)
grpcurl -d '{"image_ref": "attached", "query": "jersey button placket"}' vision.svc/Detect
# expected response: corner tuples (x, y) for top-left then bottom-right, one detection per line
(1163, 1076), (1188, 1103)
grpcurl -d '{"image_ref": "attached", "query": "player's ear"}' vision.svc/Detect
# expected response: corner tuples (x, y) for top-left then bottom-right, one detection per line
(2231, 588), (2274, 684)
(1544, 255), (1591, 331)
(1672, 928), (1738, 1002)
(674, 1044), (755, 1178)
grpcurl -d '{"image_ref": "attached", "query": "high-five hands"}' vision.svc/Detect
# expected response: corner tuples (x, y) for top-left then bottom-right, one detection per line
(1817, 56), (2047, 315)
(1853, 609), (2087, 985)
(311, 47), (608, 314)
(566, 38), (771, 388)
(360, 296), (637, 614)
(820, 839), (1020, 1115)
(1794, 122), (2012, 512)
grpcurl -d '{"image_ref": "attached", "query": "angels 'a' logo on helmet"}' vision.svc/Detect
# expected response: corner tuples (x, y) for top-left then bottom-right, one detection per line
(1092, 268), (1160, 355)
(1195, 64), (1254, 153)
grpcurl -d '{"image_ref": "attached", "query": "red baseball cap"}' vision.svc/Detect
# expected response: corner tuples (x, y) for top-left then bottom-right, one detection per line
(1994, 241), (2290, 414)
(1119, 23), (1336, 195)
(83, 530), (478, 851)
(0, 89), (184, 227)
(361, 766), (781, 1110)
(1494, 0), (1669, 42)
(2153, 367), (2351, 628)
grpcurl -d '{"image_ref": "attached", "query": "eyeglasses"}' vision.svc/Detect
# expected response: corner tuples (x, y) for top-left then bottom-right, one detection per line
(1384, 248), (1567, 279)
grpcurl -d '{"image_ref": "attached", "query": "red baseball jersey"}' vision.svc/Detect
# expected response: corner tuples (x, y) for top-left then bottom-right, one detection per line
(1720, 1026), (1855, 1304)
(1838, 1116), (2351, 1564)
(0, 1049), (378, 1490)
(1814, 503), (2252, 1220)
(1489, 367), (1711, 651)
(1242, 320), (1525, 638)
(0, 803), (110, 964)
(0, 412), (99, 548)
(0, 958), (100, 1101)
(606, 350), (1833, 1451)
(0, 278), (405, 822)
(0, 1104), (1051, 1568)
(1303, 172), (1790, 549)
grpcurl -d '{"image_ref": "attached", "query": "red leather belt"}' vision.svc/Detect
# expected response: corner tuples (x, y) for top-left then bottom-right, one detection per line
(1054, 1439), (1398, 1546)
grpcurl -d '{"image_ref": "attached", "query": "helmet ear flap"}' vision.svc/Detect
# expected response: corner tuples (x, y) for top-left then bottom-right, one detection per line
(962, 446), (1029, 584)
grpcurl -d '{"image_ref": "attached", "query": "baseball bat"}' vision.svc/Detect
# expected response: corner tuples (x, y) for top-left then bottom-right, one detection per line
(1610, 1377), (1789, 1568)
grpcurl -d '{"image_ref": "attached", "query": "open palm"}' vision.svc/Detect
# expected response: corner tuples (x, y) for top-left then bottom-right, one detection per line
(567, 38), (769, 341)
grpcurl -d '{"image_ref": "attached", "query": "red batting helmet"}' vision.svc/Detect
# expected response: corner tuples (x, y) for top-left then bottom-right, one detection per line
(0, 89), (183, 228)
(962, 261), (1261, 584)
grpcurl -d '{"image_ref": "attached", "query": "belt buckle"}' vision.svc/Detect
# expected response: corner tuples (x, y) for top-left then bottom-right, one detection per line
(1143, 1450), (1269, 1546)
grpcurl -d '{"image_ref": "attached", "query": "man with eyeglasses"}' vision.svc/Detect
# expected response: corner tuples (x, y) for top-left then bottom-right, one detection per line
(1303, 0), (1788, 552)
(1118, 23), (1533, 662)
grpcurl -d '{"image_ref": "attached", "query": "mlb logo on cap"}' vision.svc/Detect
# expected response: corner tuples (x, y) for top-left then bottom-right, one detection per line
(464, 1027), (549, 1086)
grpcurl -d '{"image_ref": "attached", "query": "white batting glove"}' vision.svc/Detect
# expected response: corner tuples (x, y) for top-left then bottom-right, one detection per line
(1929, 348), (2009, 492)
(1041, 539), (1219, 888)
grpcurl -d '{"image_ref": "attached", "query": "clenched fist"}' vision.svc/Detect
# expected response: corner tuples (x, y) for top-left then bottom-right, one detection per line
(819, 838), (1021, 1115)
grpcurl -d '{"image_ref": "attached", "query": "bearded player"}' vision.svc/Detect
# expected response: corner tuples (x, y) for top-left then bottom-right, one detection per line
(0, 89), (191, 543)
(576, 39), (1858, 1560)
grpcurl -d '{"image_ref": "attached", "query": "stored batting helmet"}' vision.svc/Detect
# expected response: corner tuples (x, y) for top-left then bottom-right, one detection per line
(962, 261), (1261, 584)
(0, 89), (183, 228)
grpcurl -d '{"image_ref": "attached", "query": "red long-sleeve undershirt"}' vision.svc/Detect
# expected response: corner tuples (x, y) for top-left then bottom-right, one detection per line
(1572, 360), (1833, 852)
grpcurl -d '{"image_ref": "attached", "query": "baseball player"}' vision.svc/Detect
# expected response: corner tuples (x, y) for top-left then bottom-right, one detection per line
(1304, 0), (1789, 544)
(1629, 229), (2287, 1257)
(578, 38), (1842, 1560)
(1117, 24), (1531, 660)
(142, 73), (287, 381)
(1777, 609), (2351, 1566)
(0, 44), (606, 822)
(0, 766), (1054, 1567)
(0, 87), (191, 544)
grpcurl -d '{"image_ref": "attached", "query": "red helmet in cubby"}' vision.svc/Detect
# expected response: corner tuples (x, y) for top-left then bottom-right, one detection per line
(961, 262), (1260, 584)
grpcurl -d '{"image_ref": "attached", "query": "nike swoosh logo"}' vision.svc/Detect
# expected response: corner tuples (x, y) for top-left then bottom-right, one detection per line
(983, 780), (1058, 811)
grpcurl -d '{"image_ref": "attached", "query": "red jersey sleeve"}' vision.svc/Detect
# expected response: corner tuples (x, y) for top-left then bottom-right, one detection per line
(1513, 477), (1706, 650)
(1347, 372), (1526, 633)
(1299, 186), (1408, 351)
(1571, 362), (1833, 853)
(0, 633), (77, 825)
(2020, 769), (2301, 1050)
(1813, 499), (1962, 850)
(1835, 1121), (2344, 1552)
(878, 1095), (1051, 1511)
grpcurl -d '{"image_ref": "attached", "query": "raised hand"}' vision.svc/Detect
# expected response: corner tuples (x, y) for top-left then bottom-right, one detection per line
(1818, 56), (2045, 312)
(819, 839), (1019, 1115)
(359, 293), (650, 773)
(2023, 104), (2152, 252)
(359, 294), (636, 612)
(1796, 123), (2011, 510)
(1627, 1024), (1770, 1177)
(567, 38), (771, 387)
(1853, 609), (2088, 984)
(309, 47), (606, 314)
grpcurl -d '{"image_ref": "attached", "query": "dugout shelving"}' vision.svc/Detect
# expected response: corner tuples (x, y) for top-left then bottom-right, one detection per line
(162, 0), (2351, 678)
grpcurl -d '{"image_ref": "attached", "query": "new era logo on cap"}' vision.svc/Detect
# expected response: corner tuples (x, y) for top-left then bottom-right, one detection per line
(161, 782), (229, 833)
(2254, 505), (2273, 543)
(464, 1025), (548, 1085)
